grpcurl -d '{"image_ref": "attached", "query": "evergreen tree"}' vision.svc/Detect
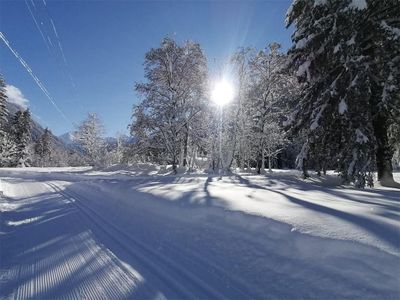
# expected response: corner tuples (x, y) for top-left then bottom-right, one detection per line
(35, 128), (53, 167)
(0, 75), (18, 167)
(0, 132), (18, 167)
(0, 75), (7, 127)
(11, 109), (32, 167)
(1, 76), (9, 166)
(286, 0), (400, 186)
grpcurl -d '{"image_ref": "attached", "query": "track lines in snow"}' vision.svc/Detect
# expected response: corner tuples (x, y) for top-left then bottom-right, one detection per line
(2, 172), (400, 299)
(1, 180), (143, 299)
(63, 181), (259, 298)
(47, 182), (228, 300)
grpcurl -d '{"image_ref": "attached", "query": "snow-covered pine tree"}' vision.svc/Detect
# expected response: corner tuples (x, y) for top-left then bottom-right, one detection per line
(11, 109), (32, 167)
(74, 113), (105, 166)
(0, 75), (7, 127)
(286, 0), (400, 186)
(0, 75), (17, 167)
(0, 133), (17, 167)
(0, 75), (15, 167)
(34, 128), (53, 167)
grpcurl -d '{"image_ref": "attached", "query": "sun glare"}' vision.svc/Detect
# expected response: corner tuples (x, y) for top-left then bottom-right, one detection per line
(211, 79), (235, 106)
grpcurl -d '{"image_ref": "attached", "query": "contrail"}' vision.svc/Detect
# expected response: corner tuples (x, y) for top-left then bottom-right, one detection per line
(42, 1), (75, 85)
(25, 0), (52, 53)
(50, 18), (68, 67)
(26, 0), (78, 92)
(0, 31), (71, 124)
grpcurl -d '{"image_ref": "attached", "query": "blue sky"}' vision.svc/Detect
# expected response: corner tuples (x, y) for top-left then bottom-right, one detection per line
(0, 0), (293, 136)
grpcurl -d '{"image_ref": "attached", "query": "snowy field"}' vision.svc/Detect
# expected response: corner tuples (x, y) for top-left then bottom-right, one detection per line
(0, 167), (399, 299)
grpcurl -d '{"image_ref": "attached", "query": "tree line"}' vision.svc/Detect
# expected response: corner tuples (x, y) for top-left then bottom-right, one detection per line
(0, 76), (87, 167)
(1, 0), (399, 188)
(129, 0), (400, 187)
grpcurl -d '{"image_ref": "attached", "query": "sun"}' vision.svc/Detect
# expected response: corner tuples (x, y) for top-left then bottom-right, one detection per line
(211, 79), (235, 106)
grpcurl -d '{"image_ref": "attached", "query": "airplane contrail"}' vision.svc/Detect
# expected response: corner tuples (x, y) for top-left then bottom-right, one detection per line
(50, 18), (69, 67)
(25, 0), (52, 54)
(26, 0), (78, 92)
(0, 31), (71, 124)
(43, 1), (78, 91)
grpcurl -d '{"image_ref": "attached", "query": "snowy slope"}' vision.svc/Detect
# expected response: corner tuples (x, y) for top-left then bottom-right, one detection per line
(0, 168), (399, 299)
(58, 132), (76, 145)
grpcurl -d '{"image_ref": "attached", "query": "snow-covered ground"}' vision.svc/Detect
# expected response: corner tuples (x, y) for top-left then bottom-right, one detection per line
(0, 167), (399, 299)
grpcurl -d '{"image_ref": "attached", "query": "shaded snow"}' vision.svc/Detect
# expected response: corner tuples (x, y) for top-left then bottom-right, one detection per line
(1, 167), (399, 299)
(350, 74), (359, 87)
(297, 60), (311, 81)
(338, 98), (347, 114)
(310, 104), (327, 131)
(356, 128), (369, 144)
(346, 35), (356, 45)
(333, 43), (341, 53)
(295, 34), (315, 49)
(381, 21), (400, 39)
(347, 0), (367, 10)
(314, 0), (327, 6)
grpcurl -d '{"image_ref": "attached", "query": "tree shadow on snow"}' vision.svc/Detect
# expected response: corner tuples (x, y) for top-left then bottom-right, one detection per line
(232, 174), (400, 250)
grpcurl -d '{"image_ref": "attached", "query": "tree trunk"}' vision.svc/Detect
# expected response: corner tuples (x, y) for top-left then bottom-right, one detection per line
(373, 115), (395, 184)
(256, 155), (262, 174)
(302, 158), (310, 179)
(261, 149), (265, 174)
(268, 155), (272, 173)
(183, 127), (189, 167)
(172, 150), (178, 174)
(172, 159), (177, 174)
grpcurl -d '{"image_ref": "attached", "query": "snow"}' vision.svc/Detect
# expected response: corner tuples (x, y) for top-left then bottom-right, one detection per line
(285, 0), (298, 25)
(297, 59), (311, 81)
(346, 35), (356, 46)
(381, 21), (400, 39)
(295, 34), (315, 49)
(333, 44), (341, 53)
(355, 128), (369, 144)
(350, 74), (359, 87)
(58, 131), (76, 144)
(1, 167), (399, 299)
(347, 0), (368, 10)
(313, 0), (327, 7)
(6, 216), (42, 226)
(310, 103), (327, 131)
(338, 98), (348, 114)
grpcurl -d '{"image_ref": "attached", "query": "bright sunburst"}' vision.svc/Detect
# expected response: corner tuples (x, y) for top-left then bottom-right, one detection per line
(211, 79), (235, 106)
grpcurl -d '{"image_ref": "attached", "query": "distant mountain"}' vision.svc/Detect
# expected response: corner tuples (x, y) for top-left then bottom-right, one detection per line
(105, 136), (117, 146)
(58, 131), (76, 145)
(58, 132), (134, 150)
